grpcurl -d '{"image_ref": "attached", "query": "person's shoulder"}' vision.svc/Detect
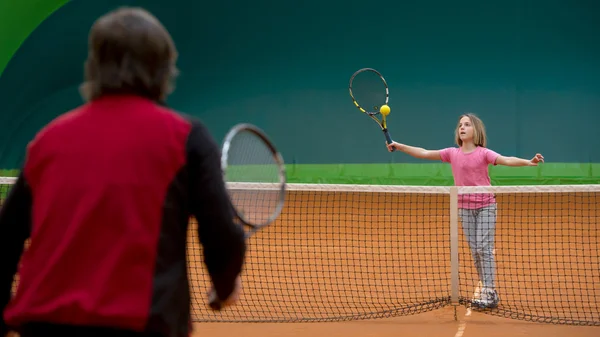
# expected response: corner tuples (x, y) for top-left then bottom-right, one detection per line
(477, 146), (501, 164)
(477, 146), (500, 156)
(148, 104), (210, 145)
(441, 146), (460, 154)
(150, 101), (216, 144)
(28, 105), (87, 148)
(439, 146), (459, 163)
(155, 104), (206, 129)
(150, 102), (188, 124)
(48, 104), (88, 128)
(162, 108), (216, 148)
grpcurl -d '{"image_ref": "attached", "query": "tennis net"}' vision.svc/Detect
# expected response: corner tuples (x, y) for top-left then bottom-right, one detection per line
(1, 178), (599, 326)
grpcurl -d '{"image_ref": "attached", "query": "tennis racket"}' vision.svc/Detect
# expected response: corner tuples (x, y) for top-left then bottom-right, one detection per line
(208, 123), (287, 310)
(348, 68), (396, 151)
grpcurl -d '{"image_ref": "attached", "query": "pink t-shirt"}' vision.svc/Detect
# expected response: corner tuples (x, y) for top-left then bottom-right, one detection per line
(439, 146), (500, 209)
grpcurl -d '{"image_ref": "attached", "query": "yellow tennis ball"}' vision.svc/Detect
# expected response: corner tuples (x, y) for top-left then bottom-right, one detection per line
(380, 105), (390, 116)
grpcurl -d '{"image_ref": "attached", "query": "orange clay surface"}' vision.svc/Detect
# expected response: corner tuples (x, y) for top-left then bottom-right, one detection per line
(8, 191), (600, 336)
(187, 191), (600, 337)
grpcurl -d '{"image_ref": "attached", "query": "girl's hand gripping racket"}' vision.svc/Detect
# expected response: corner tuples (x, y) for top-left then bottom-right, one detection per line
(208, 123), (287, 310)
(348, 68), (396, 151)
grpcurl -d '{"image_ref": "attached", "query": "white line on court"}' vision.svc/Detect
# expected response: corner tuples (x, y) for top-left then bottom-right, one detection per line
(454, 281), (481, 337)
(454, 307), (471, 337)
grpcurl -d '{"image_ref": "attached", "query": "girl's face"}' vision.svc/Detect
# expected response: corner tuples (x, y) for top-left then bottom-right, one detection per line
(458, 116), (474, 143)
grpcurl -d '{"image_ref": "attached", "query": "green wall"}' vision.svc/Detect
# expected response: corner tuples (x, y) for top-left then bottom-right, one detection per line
(0, 0), (599, 185)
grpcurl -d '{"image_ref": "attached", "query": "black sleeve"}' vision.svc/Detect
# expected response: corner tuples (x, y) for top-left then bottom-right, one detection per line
(186, 119), (246, 301)
(0, 172), (32, 335)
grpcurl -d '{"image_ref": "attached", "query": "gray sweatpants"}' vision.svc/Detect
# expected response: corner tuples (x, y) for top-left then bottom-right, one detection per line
(459, 204), (497, 289)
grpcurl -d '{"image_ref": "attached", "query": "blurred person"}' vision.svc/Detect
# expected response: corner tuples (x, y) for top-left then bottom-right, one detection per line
(0, 7), (245, 337)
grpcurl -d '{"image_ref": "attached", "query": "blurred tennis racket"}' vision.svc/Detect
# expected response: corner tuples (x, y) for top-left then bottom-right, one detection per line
(208, 123), (286, 310)
(348, 68), (395, 151)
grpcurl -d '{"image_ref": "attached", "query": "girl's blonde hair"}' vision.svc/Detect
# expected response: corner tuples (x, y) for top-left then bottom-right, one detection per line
(455, 113), (487, 147)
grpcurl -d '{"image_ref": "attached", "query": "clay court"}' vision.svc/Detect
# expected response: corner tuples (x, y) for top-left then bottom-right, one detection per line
(4, 184), (599, 336)
(186, 186), (600, 337)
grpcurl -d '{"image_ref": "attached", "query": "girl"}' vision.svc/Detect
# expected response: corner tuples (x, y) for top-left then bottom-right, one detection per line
(386, 113), (544, 309)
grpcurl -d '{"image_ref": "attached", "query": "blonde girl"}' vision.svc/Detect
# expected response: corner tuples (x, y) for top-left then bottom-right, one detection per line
(386, 113), (544, 309)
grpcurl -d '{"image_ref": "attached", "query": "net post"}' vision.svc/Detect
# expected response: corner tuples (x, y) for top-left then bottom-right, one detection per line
(449, 186), (459, 306)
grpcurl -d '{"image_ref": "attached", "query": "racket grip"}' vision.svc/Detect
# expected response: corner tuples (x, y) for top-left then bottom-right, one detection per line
(383, 129), (395, 152)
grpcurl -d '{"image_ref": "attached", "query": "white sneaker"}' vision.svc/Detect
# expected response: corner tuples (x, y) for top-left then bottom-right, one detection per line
(471, 288), (499, 309)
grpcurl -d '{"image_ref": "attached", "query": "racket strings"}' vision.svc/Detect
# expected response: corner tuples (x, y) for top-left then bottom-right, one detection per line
(225, 130), (283, 226)
(350, 71), (388, 113)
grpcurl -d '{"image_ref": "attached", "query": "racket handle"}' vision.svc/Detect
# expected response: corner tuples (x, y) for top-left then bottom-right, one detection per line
(383, 129), (395, 152)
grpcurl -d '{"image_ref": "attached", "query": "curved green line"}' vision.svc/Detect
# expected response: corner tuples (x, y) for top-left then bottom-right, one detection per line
(0, 0), (71, 77)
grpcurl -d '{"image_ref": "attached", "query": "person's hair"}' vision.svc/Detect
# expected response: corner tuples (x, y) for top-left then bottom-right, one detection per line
(454, 113), (487, 147)
(79, 7), (179, 103)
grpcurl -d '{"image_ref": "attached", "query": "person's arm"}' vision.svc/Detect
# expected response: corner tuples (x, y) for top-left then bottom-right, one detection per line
(495, 153), (544, 167)
(387, 141), (442, 161)
(186, 120), (246, 307)
(0, 172), (32, 335)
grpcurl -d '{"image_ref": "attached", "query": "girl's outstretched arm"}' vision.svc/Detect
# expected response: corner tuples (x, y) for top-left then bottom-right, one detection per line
(386, 141), (442, 161)
(495, 153), (544, 166)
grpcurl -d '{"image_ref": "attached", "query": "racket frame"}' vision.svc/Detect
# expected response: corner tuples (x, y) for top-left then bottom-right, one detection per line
(221, 123), (287, 235)
(348, 68), (395, 150)
(210, 123), (286, 311)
